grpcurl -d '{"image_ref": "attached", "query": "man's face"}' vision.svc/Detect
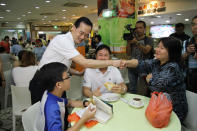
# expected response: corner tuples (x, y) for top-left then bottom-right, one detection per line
(175, 27), (184, 35)
(96, 48), (110, 60)
(135, 23), (145, 37)
(72, 22), (92, 44)
(192, 18), (197, 36)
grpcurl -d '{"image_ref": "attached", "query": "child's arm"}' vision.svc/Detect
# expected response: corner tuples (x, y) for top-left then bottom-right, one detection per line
(67, 107), (96, 131)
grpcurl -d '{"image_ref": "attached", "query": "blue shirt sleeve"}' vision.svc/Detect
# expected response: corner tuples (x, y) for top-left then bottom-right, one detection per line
(45, 103), (62, 131)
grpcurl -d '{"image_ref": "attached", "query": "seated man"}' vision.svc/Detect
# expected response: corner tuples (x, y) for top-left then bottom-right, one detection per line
(82, 45), (127, 98)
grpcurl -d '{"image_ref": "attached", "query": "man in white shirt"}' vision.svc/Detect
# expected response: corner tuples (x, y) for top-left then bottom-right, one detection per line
(39, 17), (124, 74)
(82, 45), (127, 98)
(30, 17), (126, 104)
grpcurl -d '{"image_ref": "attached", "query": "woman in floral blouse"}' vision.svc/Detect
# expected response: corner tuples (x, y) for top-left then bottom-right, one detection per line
(126, 37), (188, 122)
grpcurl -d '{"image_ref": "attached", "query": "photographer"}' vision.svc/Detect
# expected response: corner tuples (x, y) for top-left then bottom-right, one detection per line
(126, 21), (153, 94)
(182, 15), (197, 93)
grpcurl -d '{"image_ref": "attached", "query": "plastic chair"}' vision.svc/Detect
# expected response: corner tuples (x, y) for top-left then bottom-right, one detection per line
(11, 85), (32, 131)
(182, 90), (197, 131)
(22, 102), (40, 131)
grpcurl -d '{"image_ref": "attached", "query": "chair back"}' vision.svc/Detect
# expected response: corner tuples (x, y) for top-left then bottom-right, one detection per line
(11, 85), (32, 115)
(183, 90), (197, 131)
(22, 102), (40, 131)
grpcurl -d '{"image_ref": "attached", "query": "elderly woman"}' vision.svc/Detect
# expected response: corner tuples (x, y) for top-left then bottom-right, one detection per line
(12, 51), (38, 87)
(125, 37), (188, 122)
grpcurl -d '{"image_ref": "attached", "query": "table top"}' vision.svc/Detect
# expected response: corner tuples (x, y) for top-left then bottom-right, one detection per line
(72, 93), (181, 131)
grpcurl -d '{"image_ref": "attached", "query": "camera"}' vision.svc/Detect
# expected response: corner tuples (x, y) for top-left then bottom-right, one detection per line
(123, 24), (136, 40)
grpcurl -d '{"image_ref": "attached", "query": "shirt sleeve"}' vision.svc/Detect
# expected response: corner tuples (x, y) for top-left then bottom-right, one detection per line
(113, 67), (124, 84)
(137, 59), (154, 74)
(45, 104), (62, 131)
(53, 35), (79, 60)
(82, 69), (92, 88)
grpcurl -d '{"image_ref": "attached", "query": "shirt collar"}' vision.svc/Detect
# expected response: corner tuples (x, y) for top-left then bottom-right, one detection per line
(95, 66), (112, 73)
(47, 92), (64, 102)
(67, 31), (76, 47)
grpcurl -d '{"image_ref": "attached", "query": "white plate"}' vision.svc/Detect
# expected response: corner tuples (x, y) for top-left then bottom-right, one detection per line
(128, 100), (144, 108)
(100, 93), (121, 102)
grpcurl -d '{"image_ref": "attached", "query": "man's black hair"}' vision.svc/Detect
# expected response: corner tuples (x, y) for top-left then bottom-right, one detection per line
(74, 17), (93, 29)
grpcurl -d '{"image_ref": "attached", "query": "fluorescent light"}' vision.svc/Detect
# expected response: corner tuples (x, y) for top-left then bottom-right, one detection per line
(72, 14), (76, 16)
(62, 17), (66, 19)
(84, 5), (88, 8)
(27, 11), (32, 14)
(6, 10), (11, 12)
(156, 16), (161, 18)
(22, 14), (26, 17)
(42, 19), (45, 21)
(0, 17), (4, 19)
(45, 1), (51, 3)
(140, 17), (144, 20)
(48, 21), (52, 23)
(151, 21), (154, 24)
(35, 6), (40, 9)
(0, 3), (6, 6)
(62, 9), (66, 12)
(17, 18), (21, 20)
(176, 13), (182, 16)
(165, 20), (170, 23)
(44, 16), (47, 18)
(6, 22), (8, 23)
(185, 19), (189, 21)
(55, 19), (58, 21)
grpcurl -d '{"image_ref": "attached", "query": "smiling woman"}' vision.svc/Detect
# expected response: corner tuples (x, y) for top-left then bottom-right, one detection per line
(126, 37), (188, 123)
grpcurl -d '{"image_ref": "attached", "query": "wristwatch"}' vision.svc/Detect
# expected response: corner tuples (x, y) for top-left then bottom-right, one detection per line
(83, 100), (89, 107)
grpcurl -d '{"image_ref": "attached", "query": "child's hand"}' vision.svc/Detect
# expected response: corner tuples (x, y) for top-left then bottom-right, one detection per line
(82, 106), (96, 121)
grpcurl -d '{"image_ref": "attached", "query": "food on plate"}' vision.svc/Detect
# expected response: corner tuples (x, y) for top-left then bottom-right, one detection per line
(104, 82), (115, 90)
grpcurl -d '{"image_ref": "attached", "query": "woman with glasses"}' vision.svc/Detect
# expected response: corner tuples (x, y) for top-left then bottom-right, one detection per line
(35, 62), (96, 131)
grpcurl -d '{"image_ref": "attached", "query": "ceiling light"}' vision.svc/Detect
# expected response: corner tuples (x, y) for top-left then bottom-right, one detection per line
(185, 19), (189, 21)
(35, 6), (40, 9)
(176, 13), (182, 16)
(84, 5), (88, 8)
(72, 14), (76, 16)
(27, 11), (32, 14)
(62, 17), (66, 19)
(48, 21), (51, 23)
(140, 17), (144, 20)
(17, 18), (21, 20)
(43, 23), (46, 24)
(22, 14), (26, 17)
(62, 9), (66, 12)
(0, 17), (4, 19)
(165, 20), (170, 23)
(6, 10), (11, 12)
(0, 3), (6, 6)
(44, 16), (47, 18)
(45, 1), (51, 3)
(55, 19), (58, 21)
(156, 16), (161, 18)
(151, 21), (154, 24)
(42, 19), (45, 21)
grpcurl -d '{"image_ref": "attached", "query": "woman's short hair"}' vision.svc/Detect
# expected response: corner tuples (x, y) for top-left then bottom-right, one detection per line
(20, 51), (36, 67)
(18, 50), (27, 61)
(38, 62), (68, 92)
(95, 44), (111, 55)
(159, 37), (182, 64)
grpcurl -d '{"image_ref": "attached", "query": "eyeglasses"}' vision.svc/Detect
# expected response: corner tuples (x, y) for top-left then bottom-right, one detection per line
(62, 76), (71, 81)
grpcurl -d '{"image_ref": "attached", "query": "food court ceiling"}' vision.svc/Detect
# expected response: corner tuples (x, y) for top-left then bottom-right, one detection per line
(0, 0), (197, 28)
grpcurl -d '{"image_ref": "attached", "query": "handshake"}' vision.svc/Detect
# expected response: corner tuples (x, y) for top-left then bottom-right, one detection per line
(111, 59), (128, 69)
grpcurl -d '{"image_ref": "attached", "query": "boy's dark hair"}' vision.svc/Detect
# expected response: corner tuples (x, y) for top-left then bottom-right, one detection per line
(95, 44), (111, 55)
(175, 23), (185, 28)
(159, 37), (182, 65)
(136, 20), (146, 28)
(74, 17), (93, 29)
(39, 62), (68, 92)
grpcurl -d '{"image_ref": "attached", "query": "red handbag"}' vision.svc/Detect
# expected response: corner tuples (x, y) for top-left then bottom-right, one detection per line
(145, 92), (173, 128)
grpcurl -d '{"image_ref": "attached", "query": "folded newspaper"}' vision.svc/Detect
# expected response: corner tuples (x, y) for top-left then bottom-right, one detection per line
(76, 96), (113, 124)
